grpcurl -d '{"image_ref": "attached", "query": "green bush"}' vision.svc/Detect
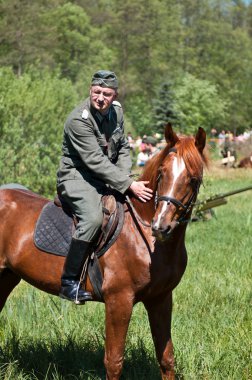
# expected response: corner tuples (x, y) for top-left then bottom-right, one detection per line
(0, 67), (78, 197)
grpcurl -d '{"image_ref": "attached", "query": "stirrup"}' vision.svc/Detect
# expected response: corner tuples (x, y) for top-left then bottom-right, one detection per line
(59, 280), (93, 305)
(75, 281), (93, 304)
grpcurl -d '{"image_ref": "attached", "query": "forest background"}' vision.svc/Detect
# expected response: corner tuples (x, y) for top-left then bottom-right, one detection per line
(1, 0), (252, 196)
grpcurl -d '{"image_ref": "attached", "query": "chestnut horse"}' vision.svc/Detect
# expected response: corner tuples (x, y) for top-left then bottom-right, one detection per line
(237, 154), (252, 168)
(0, 124), (207, 380)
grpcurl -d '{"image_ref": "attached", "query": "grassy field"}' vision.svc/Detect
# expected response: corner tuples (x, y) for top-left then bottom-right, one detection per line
(0, 164), (251, 380)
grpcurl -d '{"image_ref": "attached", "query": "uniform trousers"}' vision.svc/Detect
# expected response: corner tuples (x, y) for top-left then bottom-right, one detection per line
(57, 176), (106, 242)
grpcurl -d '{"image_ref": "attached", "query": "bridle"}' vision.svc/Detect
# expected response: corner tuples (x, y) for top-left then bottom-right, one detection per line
(155, 148), (202, 225)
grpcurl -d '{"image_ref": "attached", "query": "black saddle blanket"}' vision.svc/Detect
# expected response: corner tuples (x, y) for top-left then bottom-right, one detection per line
(34, 198), (124, 257)
(34, 202), (73, 256)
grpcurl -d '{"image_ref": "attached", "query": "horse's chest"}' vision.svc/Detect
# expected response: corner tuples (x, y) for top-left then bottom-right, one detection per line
(144, 252), (187, 297)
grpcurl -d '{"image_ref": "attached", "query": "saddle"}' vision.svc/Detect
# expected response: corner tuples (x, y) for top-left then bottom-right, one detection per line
(54, 193), (122, 254)
(34, 193), (125, 301)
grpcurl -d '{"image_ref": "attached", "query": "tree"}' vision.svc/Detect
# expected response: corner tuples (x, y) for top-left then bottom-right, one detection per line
(0, 0), (51, 75)
(102, 0), (177, 101)
(125, 96), (153, 137)
(0, 67), (78, 196)
(173, 73), (227, 135)
(152, 82), (180, 134)
(41, 3), (93, 82)
(176, 0), (252, 132)
(0, 0), (252, 133)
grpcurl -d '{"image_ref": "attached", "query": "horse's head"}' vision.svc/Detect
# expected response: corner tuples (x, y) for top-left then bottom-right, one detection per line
(151, 124), (206, 241)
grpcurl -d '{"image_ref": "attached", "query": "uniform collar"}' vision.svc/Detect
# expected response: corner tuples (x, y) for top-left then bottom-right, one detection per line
(93, 108), (111, 123)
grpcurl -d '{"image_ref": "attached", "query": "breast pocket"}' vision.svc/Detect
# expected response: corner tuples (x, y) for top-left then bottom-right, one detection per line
(108, 131), (121, 161)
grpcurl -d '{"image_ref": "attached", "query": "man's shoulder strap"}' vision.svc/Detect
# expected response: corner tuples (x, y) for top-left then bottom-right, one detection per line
(112, 100), (122, 107)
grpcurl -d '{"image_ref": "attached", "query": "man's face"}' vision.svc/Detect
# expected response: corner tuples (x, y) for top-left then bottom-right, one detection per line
(90, 85), (117, 113)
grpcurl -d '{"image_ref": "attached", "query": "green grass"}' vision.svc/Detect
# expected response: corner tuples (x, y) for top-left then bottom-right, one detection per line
(0, 166), (252, 379)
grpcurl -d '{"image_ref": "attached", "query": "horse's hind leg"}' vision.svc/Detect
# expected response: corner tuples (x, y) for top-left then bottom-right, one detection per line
(144, 292), (175, 380)
(0, 268), (21, 312)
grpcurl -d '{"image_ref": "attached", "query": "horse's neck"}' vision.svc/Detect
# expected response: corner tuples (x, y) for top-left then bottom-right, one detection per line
(130, 197), (156, 224)
(130, 170), (158, 224)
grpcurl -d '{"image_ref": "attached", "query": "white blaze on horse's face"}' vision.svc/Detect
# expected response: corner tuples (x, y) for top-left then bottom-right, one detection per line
(155, 156), (185, 227)
(169, 156), (186, 196)
(153, 155), (187, 238)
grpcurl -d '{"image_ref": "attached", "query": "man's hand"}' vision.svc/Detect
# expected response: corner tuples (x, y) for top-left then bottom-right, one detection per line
(129, 181), (153, 202)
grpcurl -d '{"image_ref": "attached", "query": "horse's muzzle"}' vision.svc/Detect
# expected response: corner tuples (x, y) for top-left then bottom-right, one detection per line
(151, 220), (178, 241)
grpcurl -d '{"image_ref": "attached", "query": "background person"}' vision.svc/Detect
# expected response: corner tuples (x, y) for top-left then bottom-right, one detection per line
(136, 147), (149, 167)
(136, 136), (159, 167)
(57, 70), (153, 304)
(144, 136), (159, 158)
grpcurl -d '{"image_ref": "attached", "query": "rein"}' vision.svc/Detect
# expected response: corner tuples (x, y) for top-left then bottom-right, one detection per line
(125, 196), (151, 228)
(125, 196), (153, 256)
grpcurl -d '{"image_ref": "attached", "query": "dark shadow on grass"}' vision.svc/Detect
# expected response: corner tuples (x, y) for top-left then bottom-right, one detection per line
(0, 336), (160, 380)
(0, 335), (184, 379)
(0, 337), (105, 379)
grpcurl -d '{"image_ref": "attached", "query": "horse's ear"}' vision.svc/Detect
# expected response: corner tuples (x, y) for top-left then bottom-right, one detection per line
(164, 123), (179, 147)
(195, 127), (206, 154)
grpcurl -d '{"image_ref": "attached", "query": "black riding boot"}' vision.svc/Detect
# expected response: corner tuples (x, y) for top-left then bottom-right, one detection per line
(59, 238), (93, 304)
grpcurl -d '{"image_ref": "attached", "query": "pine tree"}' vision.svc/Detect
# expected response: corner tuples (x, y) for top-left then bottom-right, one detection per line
(152, 82), (180, 133)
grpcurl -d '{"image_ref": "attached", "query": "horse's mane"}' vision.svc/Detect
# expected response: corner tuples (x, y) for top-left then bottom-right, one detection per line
(139, 135), (208, 191)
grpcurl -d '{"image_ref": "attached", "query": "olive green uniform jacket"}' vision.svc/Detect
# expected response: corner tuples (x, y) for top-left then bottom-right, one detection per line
(57, 98), (133, 242)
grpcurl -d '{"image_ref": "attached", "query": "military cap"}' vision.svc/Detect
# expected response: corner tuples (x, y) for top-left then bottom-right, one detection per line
(145, 136), (157, 146)
(91, 70), (118, 89)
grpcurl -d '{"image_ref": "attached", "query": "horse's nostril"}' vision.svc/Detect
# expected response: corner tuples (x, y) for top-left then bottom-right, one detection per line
(165, 226), (171, 234)
(151, 220), (158, 231)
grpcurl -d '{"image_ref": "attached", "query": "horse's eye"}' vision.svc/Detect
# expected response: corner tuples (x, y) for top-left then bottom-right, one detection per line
(190, 177), (198, 185)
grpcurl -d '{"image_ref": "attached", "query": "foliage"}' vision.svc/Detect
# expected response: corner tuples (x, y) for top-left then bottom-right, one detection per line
(124, 96), (153, 137)
(41, 2), (93, 82)
(152, 74), (227, 135)
(0, 0), (50, 76)
(40, 2), (116, 86)
(0, 1), (252, 135)
(152, 81), (180, 134)
(0, 0), (252, 191)
(174, 73), (227, 135)
(0, 67), (78, 197)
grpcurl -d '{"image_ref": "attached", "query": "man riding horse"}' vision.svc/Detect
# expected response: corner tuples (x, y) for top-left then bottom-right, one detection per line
(57, 70), (153, 304)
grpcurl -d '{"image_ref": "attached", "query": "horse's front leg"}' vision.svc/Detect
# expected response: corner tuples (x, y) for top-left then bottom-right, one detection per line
(104, 292), (133, 380)
(144, 292), (175, 380)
